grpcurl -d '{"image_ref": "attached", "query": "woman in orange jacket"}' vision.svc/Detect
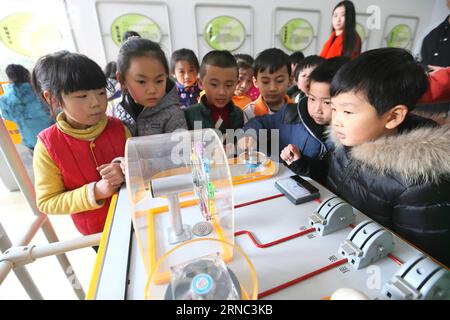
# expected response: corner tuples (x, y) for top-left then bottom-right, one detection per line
(320, 1), (361, 59)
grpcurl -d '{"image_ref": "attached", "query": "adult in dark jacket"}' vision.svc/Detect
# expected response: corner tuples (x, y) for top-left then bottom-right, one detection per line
(420, 14), (450, 68)
(282, 48), (450, 267)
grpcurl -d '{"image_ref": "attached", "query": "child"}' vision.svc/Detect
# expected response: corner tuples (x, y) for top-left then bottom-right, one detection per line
(240, 57), (347, 159)
(112, 38), (187, 136)
(31, 51), (130, 236)
(282, 48), (450, 267)
(242, 48), (293, 122)
(320, 1), (361, 59)
(235, 53), (259, 101)
(184, 50), (244, 134)
(170, 48), (201, 109)
(286, 50), (305, 97)
(0, 64), (54, 151)
(293, 55), (325, 103)
(103, 61), (121, 102)
(122, 30), (141, 43)
(289, 51), (305, 78)
(232, 58), (253, 109)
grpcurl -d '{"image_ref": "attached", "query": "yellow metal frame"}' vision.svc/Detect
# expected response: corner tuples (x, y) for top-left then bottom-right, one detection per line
(87, 157), (276, 299)
(86, 193), (119, 300)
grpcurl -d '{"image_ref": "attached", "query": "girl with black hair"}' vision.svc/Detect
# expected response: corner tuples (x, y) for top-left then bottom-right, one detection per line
(32, 51), (131, 236)
(112, 38), (187, 136)
(320, 0), (361, 59)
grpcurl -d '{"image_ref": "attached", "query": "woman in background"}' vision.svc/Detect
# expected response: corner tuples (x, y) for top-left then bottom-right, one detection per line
(320, 0), (361, 59)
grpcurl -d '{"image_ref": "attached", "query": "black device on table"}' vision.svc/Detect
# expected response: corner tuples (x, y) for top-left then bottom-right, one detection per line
(275, 175), (320, 205)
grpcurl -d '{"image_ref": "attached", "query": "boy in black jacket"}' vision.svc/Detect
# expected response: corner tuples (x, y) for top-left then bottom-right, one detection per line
(282, 48), (450, 267)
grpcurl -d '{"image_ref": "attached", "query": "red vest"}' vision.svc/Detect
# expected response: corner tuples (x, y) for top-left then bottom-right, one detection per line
(38, 117), (126, 235)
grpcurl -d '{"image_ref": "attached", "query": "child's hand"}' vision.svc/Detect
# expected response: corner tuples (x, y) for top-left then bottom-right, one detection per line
(119, 159), (126, 176)
(94, 179), (118, 201)
(97, 163), (124, 187)
(238, 136), (256, 151)
(280, 144), (301, 165)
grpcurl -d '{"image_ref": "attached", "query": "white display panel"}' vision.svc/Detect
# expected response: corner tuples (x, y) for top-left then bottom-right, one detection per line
(195, 4), (253, 60)
(0, 0), (76, 81)
(95, 1), (172, 63)
(272, 8), (321, 56)
(382, 15), (419, 50)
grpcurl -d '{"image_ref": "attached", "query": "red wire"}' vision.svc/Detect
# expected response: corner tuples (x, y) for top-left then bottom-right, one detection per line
(387, 254), (404, 266)
(234, 193), (285, 209)
(258, 258), (349, 299)
(235, 228), (315, 249)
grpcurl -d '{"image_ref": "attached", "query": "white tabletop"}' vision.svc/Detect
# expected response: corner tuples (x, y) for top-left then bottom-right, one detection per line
(90, 164), (425, 300)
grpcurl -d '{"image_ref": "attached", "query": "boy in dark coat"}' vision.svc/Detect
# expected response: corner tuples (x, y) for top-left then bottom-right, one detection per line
(282, 48), (450, 267)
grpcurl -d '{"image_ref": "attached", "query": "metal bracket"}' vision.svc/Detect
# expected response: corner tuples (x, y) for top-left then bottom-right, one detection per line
(338, 220), (394, 269)
(0, 245), (36, 268)
(382, 255), (450, 300)
(309, 196), (355, 236)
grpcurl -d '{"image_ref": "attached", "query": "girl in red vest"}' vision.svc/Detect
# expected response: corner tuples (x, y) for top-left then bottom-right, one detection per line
(320, 1), (361, 59)
(31, 51), (130, 236)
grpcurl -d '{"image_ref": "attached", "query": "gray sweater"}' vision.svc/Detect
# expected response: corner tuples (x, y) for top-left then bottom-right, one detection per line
(111, 80), (187, 136)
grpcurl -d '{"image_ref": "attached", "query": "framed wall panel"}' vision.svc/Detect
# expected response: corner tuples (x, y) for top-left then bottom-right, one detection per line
(273, 8), (321, 56)
(195, 4), (253, 60)
(96, 1), (172, 63)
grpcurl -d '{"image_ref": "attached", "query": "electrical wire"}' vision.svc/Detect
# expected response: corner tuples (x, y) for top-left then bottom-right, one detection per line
(258, 258), (349, 299)
(235, 228), (315, 249)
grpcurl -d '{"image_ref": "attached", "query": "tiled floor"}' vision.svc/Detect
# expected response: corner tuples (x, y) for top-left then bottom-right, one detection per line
(0, 145), (97, 300)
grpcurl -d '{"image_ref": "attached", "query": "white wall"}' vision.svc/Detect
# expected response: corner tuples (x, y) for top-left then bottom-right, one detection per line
(63, 0), (439, 68)
(0, 0), (443, 73)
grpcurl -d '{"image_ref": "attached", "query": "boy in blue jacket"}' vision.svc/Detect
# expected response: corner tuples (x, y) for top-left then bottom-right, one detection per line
(0, 64), (54, 151)
(239, 57), (348, 159)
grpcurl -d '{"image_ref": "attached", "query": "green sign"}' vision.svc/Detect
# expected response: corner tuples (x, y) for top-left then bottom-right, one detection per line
(386, 24), (412, 48)
(280, 18), (314, 52)
(204, 16), (246, 51)
(0, 12), (62, 57)
(356, 23), (366, 43)
(111, 14), (162, 46)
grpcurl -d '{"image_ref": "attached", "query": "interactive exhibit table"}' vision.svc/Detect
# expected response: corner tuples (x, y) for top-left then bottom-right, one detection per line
(87, 129), (449, 300)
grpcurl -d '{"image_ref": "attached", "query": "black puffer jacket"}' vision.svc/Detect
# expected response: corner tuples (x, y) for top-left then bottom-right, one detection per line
(289, 115), (450, 267)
